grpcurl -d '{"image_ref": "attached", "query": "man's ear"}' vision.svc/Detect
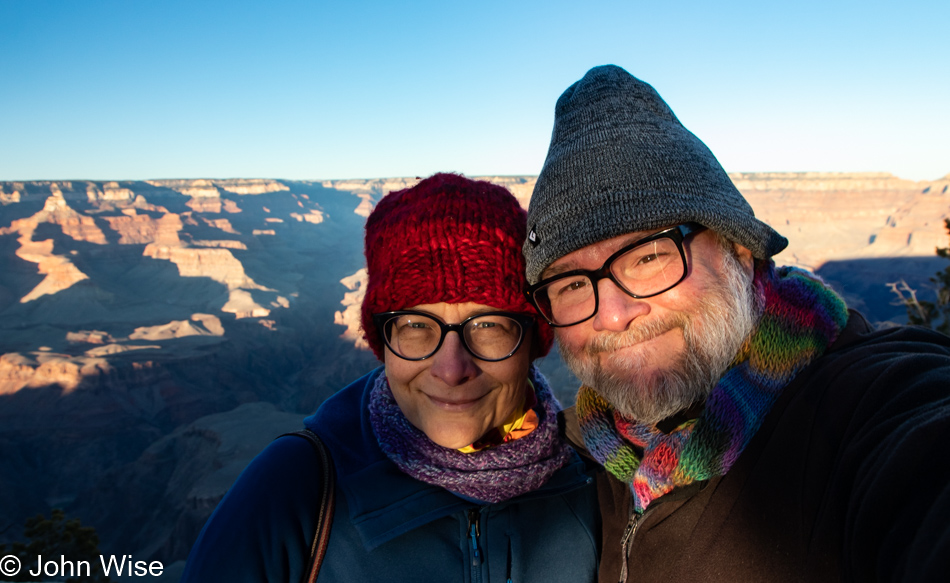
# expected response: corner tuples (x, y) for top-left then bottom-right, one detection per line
(734, 243), (755, 278)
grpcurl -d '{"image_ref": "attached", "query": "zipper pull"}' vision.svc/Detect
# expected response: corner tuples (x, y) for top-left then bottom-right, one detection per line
(467, 508), (481, 565)
(618, 512), (642, 583)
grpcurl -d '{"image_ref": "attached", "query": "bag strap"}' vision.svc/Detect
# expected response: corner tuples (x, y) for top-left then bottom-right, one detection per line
(280, 429), (336, 583)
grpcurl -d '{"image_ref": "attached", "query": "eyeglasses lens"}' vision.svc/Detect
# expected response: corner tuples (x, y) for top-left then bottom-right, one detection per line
(535, 237), (685, 325)
(385, 313), (441, 360)
(610, 238), (684, 291)
(462, 314), (524, 360)
(384, 313), (524, 360)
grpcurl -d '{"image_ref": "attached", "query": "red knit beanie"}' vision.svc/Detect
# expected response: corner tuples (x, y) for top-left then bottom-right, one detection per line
(361, 173), (554, 361)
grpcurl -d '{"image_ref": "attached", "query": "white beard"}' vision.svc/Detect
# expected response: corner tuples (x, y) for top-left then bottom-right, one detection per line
(560, 248), (758, 425)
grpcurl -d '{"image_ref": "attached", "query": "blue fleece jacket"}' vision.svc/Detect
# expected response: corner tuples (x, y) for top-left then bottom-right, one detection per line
(182, 368), (599, 582)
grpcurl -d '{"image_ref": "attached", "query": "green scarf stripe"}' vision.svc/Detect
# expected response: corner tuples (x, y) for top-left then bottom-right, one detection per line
(604, 448), (641, 481)
(748, 326), (823, 378)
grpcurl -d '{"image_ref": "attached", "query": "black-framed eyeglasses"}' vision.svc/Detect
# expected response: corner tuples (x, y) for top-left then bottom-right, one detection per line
(372, 310), (536, 361)
(525, 223), (706, 327)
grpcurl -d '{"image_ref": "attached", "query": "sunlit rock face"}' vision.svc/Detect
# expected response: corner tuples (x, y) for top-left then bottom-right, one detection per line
(732, 172), (950, 267)
(104, 210), (183, 245)
(128, 314), (225, 340)
(0, 173), (947, 569)
(0, 185), (108, 302)
(333, 267), (368, 349)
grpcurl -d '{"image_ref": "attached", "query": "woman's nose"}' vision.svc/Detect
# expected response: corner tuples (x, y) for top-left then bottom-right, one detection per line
(428, 331), (479, 386)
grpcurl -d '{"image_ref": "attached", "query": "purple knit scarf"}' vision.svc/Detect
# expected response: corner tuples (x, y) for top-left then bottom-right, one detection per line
(369, 365), (573, 503)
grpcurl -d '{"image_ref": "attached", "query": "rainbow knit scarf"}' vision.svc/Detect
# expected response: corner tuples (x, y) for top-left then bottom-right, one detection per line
(576, 263), (849, 513)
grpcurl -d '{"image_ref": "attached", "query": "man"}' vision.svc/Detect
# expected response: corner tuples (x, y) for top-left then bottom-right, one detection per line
(524, 64), (950, 582)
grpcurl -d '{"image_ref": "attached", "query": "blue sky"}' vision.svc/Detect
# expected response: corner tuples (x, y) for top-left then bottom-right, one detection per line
(1, 0), (948, 181)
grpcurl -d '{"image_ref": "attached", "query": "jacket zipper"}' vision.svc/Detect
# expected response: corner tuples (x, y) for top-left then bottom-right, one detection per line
(617, 511), (645, 583)
(467, 508), (483, 583)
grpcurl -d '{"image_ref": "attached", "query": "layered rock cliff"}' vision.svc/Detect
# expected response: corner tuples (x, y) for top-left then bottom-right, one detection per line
(731, 172), (950, 267)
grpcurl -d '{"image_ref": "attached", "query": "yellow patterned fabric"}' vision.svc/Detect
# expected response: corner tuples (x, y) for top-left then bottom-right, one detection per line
(458, 380), (539, 453)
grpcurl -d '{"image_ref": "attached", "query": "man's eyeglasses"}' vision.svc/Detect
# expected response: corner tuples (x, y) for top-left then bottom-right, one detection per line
(525, 223), (706, 327)
(372, 310), (536, 361)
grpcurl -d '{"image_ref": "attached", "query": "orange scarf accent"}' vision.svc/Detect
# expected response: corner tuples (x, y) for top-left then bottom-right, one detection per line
(458, 380), (539, 453)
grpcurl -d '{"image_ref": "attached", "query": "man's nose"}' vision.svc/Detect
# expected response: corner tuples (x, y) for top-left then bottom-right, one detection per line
(428, 331), (479, 386)
(591, 278), (649, 332)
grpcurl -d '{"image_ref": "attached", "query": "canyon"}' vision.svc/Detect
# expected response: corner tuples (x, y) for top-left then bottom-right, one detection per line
(0, 172), (947, 580)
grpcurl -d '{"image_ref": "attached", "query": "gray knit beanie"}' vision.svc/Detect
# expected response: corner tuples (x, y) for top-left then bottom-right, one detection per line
(524, 65), (787, 284)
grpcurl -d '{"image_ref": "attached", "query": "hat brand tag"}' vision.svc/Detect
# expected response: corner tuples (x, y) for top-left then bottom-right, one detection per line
(528, 226), (540, 246)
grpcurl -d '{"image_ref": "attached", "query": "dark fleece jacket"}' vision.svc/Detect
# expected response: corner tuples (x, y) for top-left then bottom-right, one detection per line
(564, 312), (950, 582)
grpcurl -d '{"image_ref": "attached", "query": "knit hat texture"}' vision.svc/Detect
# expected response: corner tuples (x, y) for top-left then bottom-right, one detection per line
(524, 64), (787, 284)
(361, 173), (553, 360)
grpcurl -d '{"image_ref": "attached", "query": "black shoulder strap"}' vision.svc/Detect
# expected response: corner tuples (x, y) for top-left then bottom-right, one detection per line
(279, 429), (336, 583)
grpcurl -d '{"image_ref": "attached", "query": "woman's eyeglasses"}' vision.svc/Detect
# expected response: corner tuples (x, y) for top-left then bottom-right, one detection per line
(373, 310), (536, 361)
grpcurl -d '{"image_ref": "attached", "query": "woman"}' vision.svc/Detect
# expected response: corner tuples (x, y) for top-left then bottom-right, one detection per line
(181, 173), (598, 582)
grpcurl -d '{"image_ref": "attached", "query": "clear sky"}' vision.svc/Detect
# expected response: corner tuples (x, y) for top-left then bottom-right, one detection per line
(2, 0), (948, 182)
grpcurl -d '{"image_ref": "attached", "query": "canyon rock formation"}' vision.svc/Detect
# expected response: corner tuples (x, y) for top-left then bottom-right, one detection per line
(0, 173), (947, 579)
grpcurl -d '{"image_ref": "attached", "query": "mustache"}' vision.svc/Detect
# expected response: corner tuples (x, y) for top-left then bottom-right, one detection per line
(583, 314), (690, 356)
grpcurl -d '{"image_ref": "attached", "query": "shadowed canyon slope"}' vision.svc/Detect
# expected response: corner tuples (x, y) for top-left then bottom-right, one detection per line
(0, 173), (947, 577)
